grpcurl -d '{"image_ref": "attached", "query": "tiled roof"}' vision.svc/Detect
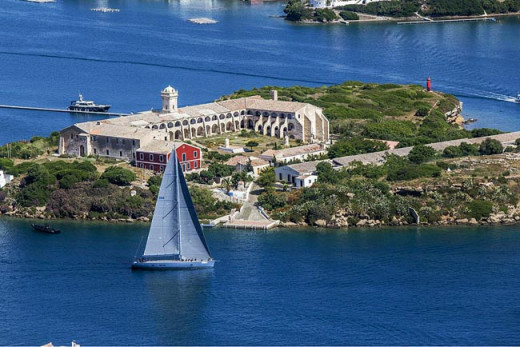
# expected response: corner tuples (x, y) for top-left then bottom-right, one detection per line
(262, 144), (324, 159)
(137, 140), (190, 154)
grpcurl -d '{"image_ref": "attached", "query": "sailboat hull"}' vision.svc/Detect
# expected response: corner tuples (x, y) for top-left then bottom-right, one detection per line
(132, 259), (215, 270)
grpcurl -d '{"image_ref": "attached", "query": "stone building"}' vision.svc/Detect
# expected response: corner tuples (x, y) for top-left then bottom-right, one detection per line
(59, 86), (329, 161)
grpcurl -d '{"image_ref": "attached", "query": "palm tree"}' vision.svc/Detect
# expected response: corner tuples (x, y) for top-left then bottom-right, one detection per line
(221, 178), (232, 194)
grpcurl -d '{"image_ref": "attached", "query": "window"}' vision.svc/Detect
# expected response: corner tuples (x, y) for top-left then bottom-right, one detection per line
(159, 155), (164, 163)
(122, 139), (125, 145)
(92, 136), (96, 141)
(70, 134), (73, 139)
(194, 161), (198, 168)
(139, 153), (144, 160)
(279, 173), (282, 180)
(193, 151), (198, 158)
(116, 138), (119, 144)
(93, 148), (97, 154)
(106, 137), (109, 143)
(132, 140), (136, 146)
(187, 162), (190, 170)
(119, 151), (123, 157)
(150, 164), (154, 171)
(106, 150), (110, 155)
(160, 165), (165, 172)
(140, 163), (144, 168)
(182, 153), (186, 162)
(149, 154), (154, 161)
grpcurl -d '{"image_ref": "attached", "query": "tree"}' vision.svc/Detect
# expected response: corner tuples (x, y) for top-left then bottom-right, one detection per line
(443, 145), (462, 158)
(316, 162), (338, 184)
(284, 0), (313, 21)
(408, 145), (436, 164)
(256, 167), (276, 188)
(245, 141), (259, 151)
(221, 178), (232, 194)
(479, 139), (503, 156)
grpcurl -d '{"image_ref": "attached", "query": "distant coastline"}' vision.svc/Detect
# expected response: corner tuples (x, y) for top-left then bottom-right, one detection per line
(288, 11), (520, 25)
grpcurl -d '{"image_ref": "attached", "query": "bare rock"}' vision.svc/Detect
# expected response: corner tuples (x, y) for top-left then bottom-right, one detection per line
(468, 218), (478, 225)
(314, 219), (327, 227)
(356, 219), (367, 227)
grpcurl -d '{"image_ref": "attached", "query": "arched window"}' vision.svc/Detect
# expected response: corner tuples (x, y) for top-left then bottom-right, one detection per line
(175, 121), (181, 127)
(197, 117), (203, 123)
(183, 120), (188, 126)
(190, 119), (196, 124)
(205, 116), (210, 122)
(219, 114), (225, 120)
(167, 122), (174, 128)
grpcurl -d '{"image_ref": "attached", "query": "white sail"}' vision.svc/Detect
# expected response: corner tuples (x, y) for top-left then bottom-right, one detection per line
(177, 164), (211, 260)
(143, 148), (211, 261)
(143, 148), (181, 257)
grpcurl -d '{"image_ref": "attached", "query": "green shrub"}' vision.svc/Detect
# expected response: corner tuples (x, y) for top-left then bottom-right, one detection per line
(339, 10), (359, 20)
(93, 179), (109, 189)
(315, 8), (338, 22)
(101, 166), (136, 186)
(467, 200), (492, 220)
(471, 128), (502, 138)
(479, 139), (503, 156)
(443, 145), (463, 158)
(408, 145), (437, 164)
(0, 158), (14, 170)
(415, 106), (430, 117)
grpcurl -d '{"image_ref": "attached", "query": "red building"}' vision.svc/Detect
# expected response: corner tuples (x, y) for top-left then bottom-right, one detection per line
(136, 140), (202, 173)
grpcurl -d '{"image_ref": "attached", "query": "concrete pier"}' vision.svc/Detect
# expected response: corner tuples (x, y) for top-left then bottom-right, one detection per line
(0, 104), (128, 117)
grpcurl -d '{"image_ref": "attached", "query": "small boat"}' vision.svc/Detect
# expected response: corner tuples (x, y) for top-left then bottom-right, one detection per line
(132, 147), (215, 270)
(32, 224), (60, 234)
(67, 93), (111, 113)
(515, 93), (520, 103)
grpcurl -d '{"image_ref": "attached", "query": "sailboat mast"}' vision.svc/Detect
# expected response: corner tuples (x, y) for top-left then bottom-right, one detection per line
(175, 148), (182, 259)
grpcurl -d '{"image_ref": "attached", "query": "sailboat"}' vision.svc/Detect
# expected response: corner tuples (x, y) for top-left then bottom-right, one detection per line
(132, 148), (214, 270)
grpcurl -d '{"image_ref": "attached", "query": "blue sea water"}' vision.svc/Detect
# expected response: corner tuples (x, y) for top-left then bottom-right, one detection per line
(0, 0), (519, 144)
(0, 219), (518, 345)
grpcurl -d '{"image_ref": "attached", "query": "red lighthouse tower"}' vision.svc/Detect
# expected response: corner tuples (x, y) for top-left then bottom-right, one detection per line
(427, 77), (432, 92)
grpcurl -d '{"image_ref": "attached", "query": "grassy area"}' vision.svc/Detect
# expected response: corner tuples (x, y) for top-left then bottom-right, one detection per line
(194, 130), (299, 157)
(221, 81), (466, 147)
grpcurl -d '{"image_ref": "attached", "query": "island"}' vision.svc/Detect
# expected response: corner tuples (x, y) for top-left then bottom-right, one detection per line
(284, 0), (520, 23)
(1, 81), (519, 229)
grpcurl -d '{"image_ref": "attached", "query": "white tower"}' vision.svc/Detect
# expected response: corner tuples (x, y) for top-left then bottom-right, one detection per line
(161, 85), (178, 113)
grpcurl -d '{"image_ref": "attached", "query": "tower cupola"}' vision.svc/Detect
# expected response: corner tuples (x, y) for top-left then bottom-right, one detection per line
(161, 85), (178, 113)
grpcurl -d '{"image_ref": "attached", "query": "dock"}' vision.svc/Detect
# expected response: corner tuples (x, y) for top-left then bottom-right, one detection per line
(398, 17), (496, 25)
(0, 104), (128, 117)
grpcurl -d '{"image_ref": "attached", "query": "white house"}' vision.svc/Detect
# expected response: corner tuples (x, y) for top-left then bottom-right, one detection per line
(0, 170), (13, 188)
(274, 160), (327, 188)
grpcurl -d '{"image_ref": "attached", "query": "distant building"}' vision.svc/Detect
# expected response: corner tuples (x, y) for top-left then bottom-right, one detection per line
(310, 0), (391, 9)
(275, 160), (328, 188)
(260, 143), (327, 164)
(225, 155), (270, 176)
(0, 170), (13, 188)
(59, 86), (329, 161)
(136, 140), (202, 173)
